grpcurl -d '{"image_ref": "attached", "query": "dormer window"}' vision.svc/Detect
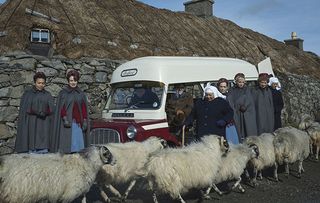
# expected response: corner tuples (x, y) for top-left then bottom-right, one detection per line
(31, 28), (50, 43)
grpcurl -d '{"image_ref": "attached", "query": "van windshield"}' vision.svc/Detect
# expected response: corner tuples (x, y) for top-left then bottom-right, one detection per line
(107, 82), (164, 110)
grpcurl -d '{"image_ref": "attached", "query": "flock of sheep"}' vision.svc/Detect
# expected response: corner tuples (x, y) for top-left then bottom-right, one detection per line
(0, 114), (319, 203)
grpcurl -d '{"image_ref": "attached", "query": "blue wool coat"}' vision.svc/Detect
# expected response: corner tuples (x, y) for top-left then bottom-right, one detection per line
(185, 97), (234, 139)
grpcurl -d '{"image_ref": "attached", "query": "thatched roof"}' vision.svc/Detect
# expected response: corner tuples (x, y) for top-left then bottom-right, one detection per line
(0, 0), (319, 78)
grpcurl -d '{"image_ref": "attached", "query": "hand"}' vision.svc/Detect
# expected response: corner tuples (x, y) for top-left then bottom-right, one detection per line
(239, 105), (247, 112)
(62, 116), (71, 128)
(176, 110), (184, 116)
(82, 119), (88, 131)
(216, 119), (226, 127)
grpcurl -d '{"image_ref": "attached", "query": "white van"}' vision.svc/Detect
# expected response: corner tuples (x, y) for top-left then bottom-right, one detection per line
(90, 56), (271, 146)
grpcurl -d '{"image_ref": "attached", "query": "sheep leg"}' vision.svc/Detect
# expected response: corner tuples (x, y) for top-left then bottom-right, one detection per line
(297, 160), (303, 178)
(251, 167), (258, 186)
(210, 184), (223, 196)
(105, 184), (122, 198)
(99, 187), (111, 203)
(316, 146), (319, 161)
(257, 171), (263, 180)
(284, 161), (290, 178)
(201, 187), (213, 199)
(274, 163), (279, 182)
(152, 192), (159, 203)
(122, 180), (137, 200)
(244, 169), (250, 181)
(81, 195), (87, 203)
(231, 177), (245, 193)
(177, 194), (186, 203)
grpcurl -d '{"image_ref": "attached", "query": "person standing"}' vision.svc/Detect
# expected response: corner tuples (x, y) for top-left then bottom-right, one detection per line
(185, 86), (234, 141)
(252, 73), (275, 135)
(166, 84), (193, 134)
(227, 73), (257, 142)
(51, 70), (90, 153)
(217, 78), (229, 97)
(15, 72), (54, 153)
(269, 76), (284, 130)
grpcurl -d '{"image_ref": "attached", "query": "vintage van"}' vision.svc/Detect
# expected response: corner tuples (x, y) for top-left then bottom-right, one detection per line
(90, 56), (271, 146)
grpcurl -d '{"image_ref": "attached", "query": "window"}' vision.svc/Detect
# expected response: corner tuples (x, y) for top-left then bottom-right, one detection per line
(31, 28), (50, 43)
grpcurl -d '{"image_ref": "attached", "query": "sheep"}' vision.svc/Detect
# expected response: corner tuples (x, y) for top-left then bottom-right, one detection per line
(298, 114), (320, 160)
(96, 136), (167, 202)
(203, 143), (259, 198)
(0, 146), (114, 203)
(273, 126), (310, 180)
(244, 133), (276, 185)
(146, 134), (229, 203)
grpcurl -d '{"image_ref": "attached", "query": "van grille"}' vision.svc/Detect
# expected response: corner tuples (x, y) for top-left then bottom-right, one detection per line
(90, 128), (120, 144)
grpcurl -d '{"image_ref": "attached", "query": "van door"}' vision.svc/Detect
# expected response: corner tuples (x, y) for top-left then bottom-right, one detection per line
(257, 57), (275, 76)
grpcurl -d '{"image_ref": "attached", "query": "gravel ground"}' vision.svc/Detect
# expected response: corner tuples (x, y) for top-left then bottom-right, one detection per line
(80, 158), (320, 203)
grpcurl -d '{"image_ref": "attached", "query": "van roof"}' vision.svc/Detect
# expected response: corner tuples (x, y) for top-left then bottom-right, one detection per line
(111, 56), (259, 85)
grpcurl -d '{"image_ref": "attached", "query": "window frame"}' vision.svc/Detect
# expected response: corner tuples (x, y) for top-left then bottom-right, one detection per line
(30, 28), (50, 43)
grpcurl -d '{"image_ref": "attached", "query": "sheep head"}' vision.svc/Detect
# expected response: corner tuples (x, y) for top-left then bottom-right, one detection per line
(219, 136), (229, 155)
(99, 146), (115, 165)
(249, 144), (260, 158)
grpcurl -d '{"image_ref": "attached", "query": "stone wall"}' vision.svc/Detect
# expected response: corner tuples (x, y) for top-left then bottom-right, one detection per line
(0, 52), (319, 154)
(0, 51), (123, 154)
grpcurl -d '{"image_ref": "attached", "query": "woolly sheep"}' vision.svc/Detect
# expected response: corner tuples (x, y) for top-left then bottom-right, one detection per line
(146, 135), (229, 203)
(203, 143), (259, 198)
(0, 146), (114, 203)
(298, 114), (320, 160)
(244, 133), (276, 185)
(273, 126), (310, 180)
(96, 136), (167, 202)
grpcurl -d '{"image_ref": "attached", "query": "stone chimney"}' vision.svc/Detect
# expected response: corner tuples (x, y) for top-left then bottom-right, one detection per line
(184, 0), (214, 18)
(284, 32), (304, 50)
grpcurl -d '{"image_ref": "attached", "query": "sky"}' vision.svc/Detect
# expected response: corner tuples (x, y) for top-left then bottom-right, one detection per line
(0, 0), (319, 55)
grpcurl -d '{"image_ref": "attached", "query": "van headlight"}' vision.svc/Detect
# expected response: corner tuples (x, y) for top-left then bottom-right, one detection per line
(127, 125), (137, 139)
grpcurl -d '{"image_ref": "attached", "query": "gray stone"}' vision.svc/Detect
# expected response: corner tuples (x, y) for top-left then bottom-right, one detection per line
(5, 51), (27, 57)
(89, 59), (105, 66)
(45, 84), (62, 97)
(79, 84), (89, 91)
(95, 72), (108, 83)
(32, 55), (49, 61)
(0, 56), (10, 62)
(80, 75), (94, 83)
(0, 87), (11, 97)
(51, 77), (68, 85)
(72, 63), (81, 70)
(0, 123), (12, 139)
(0, 74), (9, 83)
(40, 60), (54, 68)
(9, 85), (25, 99)
(0, 99), (9, 106)
(0, 106), (18, 122)
(96, 65), (108, 72)
(80, 63), (95, 74)
(52, 60), (66, 70)
(9, 99), (20, 107)
(9, 71), (34, 86)
(9, 58), (37, 70)
(36, 67), (58, 77)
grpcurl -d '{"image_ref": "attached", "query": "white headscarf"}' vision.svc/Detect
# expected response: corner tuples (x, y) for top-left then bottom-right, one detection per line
(268, 77), (281, 90)
(204, 85), (226, 99)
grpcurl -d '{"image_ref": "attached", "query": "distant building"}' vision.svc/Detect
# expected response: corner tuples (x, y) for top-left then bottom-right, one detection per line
(284, 32), (304, 51)
(184, 0), (214, 18)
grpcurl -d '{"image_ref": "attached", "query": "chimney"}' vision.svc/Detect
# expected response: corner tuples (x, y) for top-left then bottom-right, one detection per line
(184, 0), (214, 18)
(284, 32), (304, 50)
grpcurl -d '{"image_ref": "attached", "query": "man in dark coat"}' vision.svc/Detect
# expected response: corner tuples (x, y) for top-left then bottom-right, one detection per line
(129, 87), (160, 109)
(15, 72), (54, 153)
(166, 84), (193, 134)
(269, 77), (284, 130)
(227, 73), (257, 141)
(51, 70), (90, 153)
(185, 86), (234, 140)
(252, 73), (275, 135)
